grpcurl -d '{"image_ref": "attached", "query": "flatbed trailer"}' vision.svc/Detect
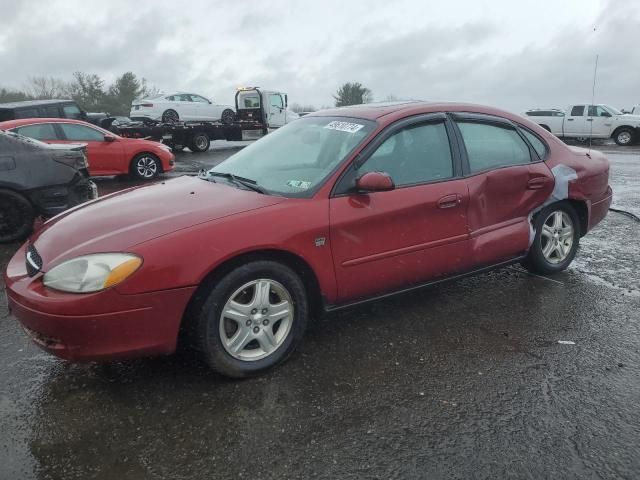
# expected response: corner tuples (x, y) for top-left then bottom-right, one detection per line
(114, 87), (297, 152)
(112, 119), (266, 152)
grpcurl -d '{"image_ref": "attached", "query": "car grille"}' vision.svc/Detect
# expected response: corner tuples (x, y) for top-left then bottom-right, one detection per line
(26, 244), (43, 277)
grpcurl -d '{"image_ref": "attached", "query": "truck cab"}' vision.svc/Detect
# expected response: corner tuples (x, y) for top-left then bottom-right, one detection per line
(235, 88), (299, 135)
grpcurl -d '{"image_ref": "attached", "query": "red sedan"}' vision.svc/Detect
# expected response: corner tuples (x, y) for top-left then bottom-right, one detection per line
(5, 102), (612, 377)
(0, 118), (175, 179)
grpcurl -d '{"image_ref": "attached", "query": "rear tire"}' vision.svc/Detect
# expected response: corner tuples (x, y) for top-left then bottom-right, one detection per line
(189, 132), (210, 153)
(221, 109), (235, 125)
(130, 153), (161, 180)
(185, 261), (308, 378)
(523, 202), (580, 275)
(162, 109), (179, 123)
(0, 189), (35, 243)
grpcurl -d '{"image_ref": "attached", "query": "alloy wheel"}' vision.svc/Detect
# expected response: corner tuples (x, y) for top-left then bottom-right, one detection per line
(219, 279), (294, 361)
(540, 210), (574, 264)
(136, 156), (158, 179)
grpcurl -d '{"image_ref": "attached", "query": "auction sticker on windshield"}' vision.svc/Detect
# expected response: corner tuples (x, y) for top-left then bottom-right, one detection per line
(324, 121), (364, 133)
(286, 180), (312, 190)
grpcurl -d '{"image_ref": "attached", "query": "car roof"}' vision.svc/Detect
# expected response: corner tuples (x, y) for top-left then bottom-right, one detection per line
(0, 99), (76, 109)
(307, 101), (529, 124)
(0, 118), (102, 130)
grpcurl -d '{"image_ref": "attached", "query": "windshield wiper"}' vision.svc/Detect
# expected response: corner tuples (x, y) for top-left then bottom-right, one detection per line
(207, 171), (267, 194)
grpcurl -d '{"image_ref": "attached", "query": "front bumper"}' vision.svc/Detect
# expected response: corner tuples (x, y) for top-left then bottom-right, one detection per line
(4, 243), (196, 362)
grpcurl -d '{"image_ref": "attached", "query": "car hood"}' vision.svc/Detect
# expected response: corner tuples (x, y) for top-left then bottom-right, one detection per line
(32, 176), (286, 269)
(615, 114), (640, 123)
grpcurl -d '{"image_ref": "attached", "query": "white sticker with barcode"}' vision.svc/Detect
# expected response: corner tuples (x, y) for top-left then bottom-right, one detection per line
(324, 121), (364, 133)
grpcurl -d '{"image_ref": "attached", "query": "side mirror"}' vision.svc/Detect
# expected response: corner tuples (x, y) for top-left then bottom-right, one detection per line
(355, 171), (394, 192)
(104, 135), (116, 142)
(602, 111), (612, 117)
(284, 94), (288, 107)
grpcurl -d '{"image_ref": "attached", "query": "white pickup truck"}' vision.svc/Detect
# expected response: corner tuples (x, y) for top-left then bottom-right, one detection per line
(524, 104), (640, 146)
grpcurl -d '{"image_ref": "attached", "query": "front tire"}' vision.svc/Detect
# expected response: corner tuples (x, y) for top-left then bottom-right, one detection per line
(0, 189), (35, 243)
(614, 128), (635, 146)
(187, 261), (308, 378)
(130, 153), (161, 180)
(523, 202), (580, 275)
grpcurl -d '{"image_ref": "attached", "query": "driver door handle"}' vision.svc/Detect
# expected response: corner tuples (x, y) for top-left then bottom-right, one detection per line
(437, 194), (461, 209)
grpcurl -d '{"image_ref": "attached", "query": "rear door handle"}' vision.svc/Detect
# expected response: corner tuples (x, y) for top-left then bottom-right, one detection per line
(527, 178), (548, 190)
(586, 118), (593, 121)
(567, 118), (574, 121)
(437, 194), (461, 209)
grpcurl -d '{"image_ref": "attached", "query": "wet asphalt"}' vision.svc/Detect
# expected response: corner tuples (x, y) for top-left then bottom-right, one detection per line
(1, 143), (639, 479)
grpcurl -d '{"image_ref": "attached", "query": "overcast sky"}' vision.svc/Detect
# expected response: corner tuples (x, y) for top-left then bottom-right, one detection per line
(0, 0), (638, 112)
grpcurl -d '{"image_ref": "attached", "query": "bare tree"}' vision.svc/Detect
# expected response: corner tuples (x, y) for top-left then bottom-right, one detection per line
(25, 76), (69, 99)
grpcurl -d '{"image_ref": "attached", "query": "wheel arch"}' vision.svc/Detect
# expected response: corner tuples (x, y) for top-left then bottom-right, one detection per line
(611, 125), (635, 138)
(563, 198), (589, 237)
(182, 249), (324, 332)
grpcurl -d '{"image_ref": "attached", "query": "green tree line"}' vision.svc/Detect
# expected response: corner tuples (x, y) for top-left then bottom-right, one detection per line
(0, 72), (158, 116)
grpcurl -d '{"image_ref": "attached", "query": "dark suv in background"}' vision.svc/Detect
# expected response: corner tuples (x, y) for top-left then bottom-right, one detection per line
(0, 130), (97, 243)
(0, 99), (107, 126)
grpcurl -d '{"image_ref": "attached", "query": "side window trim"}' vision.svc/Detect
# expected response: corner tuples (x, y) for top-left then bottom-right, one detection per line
(448, 113), (535, 176)
(331, 112), (459, 197)
(515, 124), (549, 161)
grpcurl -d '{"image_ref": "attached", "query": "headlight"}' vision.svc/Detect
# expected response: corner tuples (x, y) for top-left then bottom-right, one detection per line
(43, 253), (142, 293)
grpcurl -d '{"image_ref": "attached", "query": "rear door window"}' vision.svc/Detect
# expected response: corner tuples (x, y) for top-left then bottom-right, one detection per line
(570, 105), (585, 116)
(457, 122), (532, 173)
(59, 123), (104, 141)
(15, 108), (39, 119)
(44, 105), (60, 117)
(14, 123), (58, 140)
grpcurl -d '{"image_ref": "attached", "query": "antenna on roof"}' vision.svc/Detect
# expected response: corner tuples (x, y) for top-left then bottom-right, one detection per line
(588, 54), (599, 154)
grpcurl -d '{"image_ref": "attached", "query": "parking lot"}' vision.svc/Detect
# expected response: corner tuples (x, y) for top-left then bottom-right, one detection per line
(1, 143), (639, 479)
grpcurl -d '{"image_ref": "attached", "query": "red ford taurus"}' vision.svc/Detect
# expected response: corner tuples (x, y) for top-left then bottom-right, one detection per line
(4, 102), (612, 377)
(0, 118), (175, 179)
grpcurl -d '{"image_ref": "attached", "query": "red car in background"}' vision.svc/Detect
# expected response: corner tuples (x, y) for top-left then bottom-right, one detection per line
(4, 102), (612, 378)
(0, 118), (175, 179)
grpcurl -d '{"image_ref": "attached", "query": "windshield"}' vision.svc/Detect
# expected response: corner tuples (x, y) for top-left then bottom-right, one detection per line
(603, 105), (623, 115)
(208, 116), (376, 197)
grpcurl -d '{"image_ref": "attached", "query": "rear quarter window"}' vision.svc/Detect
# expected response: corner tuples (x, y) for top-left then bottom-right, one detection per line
(520, 128), (548, 159)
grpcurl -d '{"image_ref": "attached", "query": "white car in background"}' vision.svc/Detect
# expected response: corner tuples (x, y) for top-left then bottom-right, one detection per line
(130, 93), (236, 124)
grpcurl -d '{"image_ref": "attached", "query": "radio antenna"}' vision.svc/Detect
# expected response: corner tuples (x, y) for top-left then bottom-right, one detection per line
(588, 49), (599, 153)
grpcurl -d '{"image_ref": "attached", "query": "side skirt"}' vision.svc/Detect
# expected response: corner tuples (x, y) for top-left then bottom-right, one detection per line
(324, 256), (527, 313)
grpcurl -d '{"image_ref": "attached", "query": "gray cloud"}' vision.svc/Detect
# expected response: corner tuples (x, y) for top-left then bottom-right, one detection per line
(0, 0), (638, 112)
